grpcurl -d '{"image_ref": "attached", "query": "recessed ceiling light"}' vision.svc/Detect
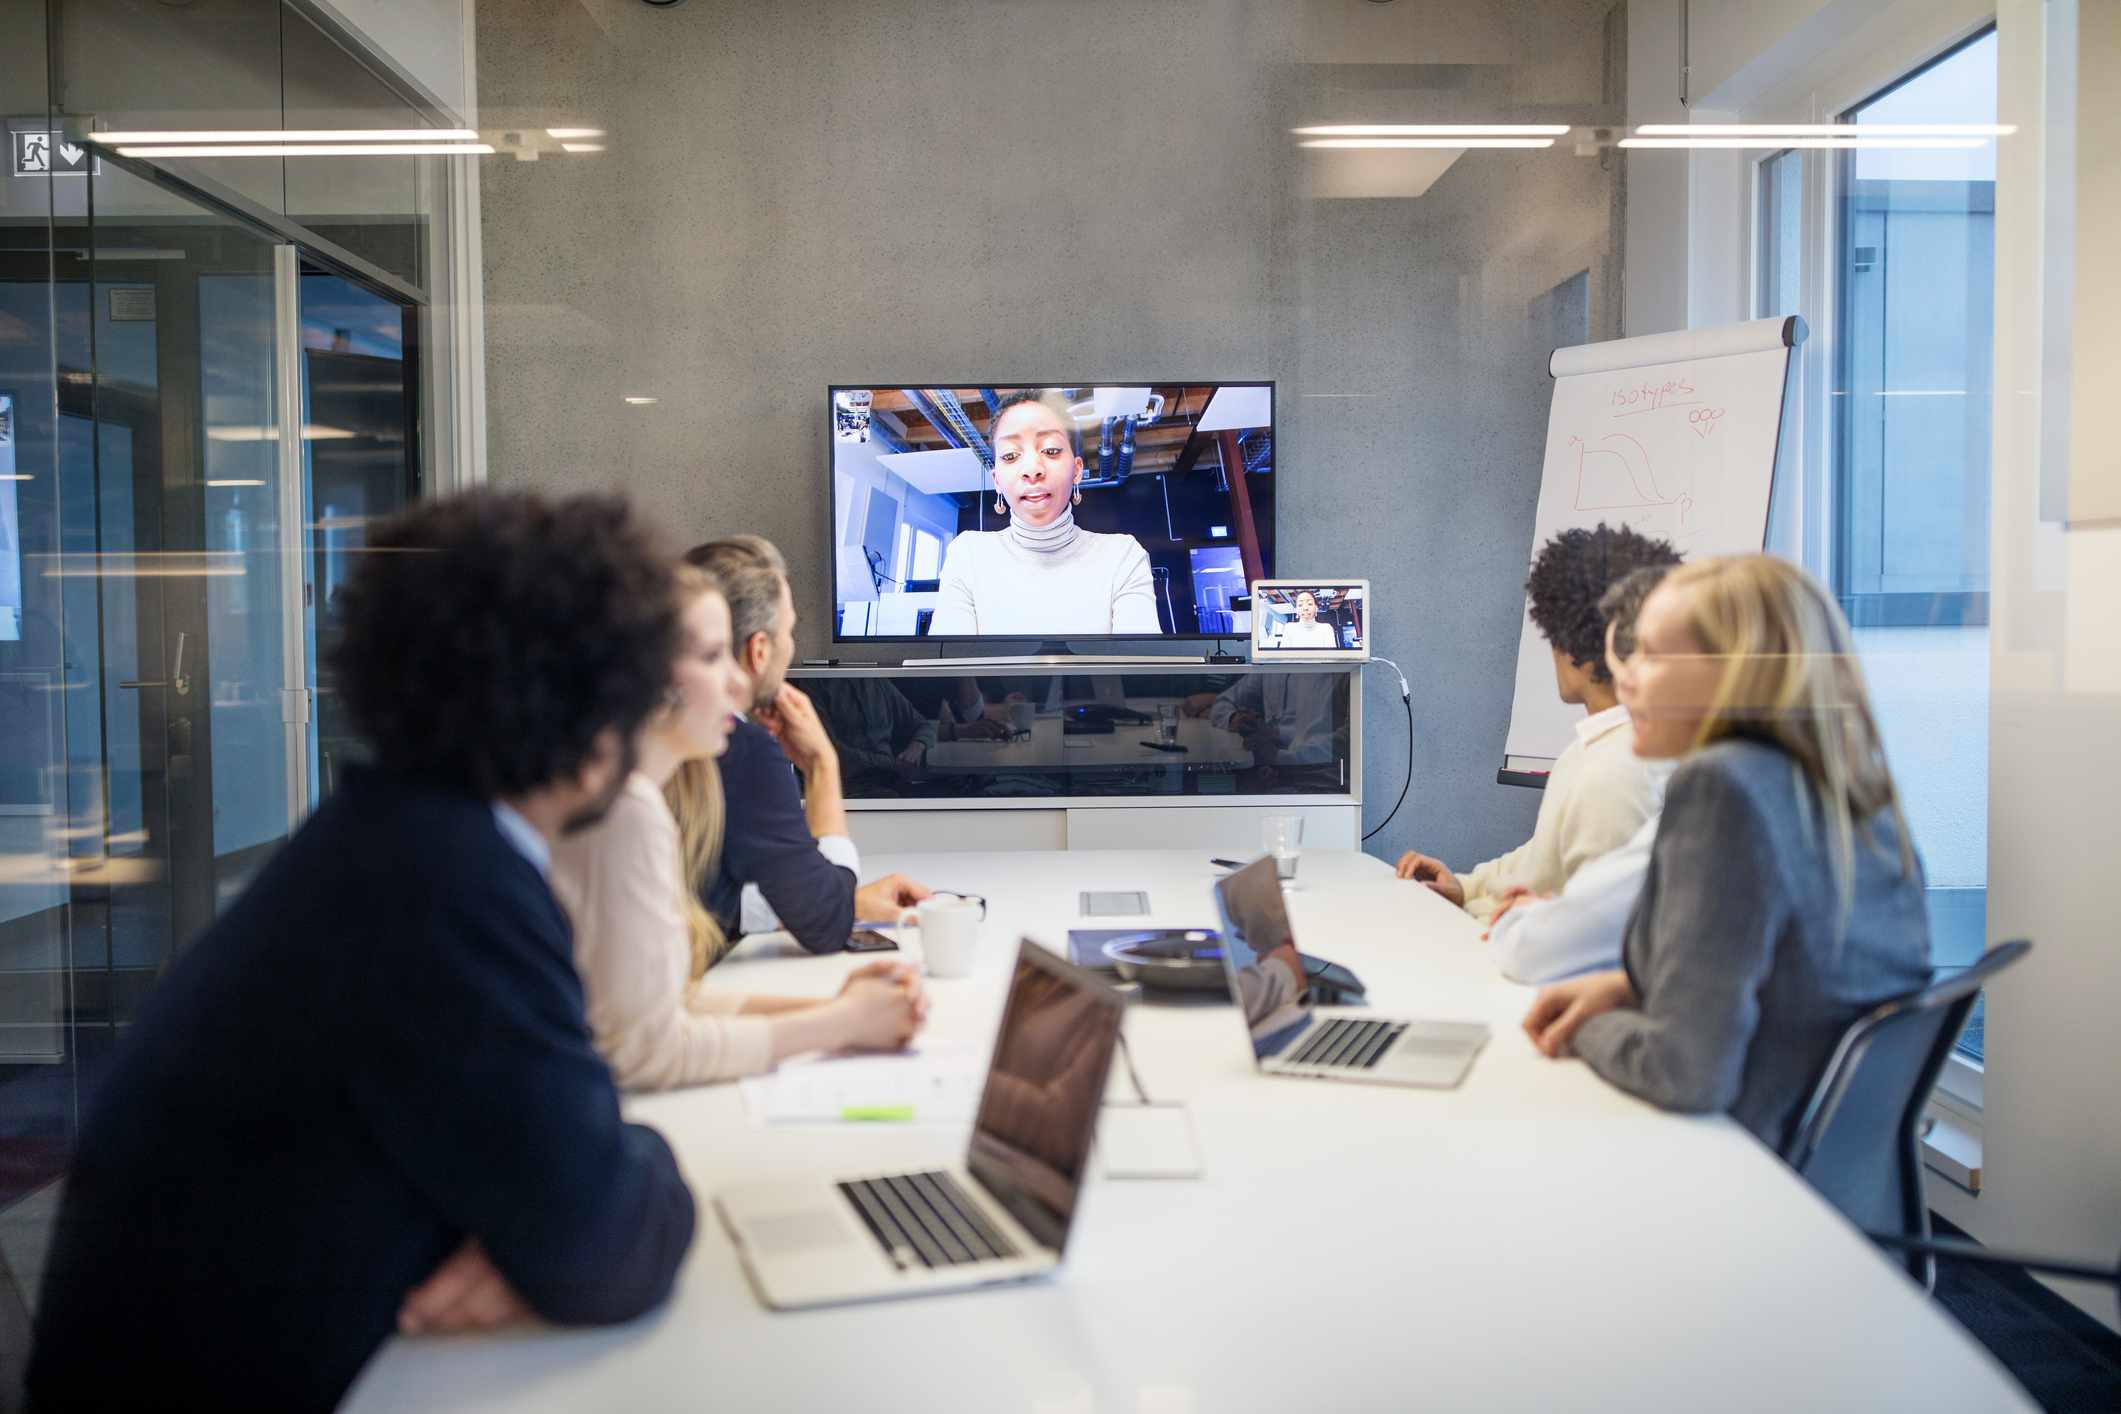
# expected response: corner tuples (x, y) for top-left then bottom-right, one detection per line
(624, 395), (659, 406)
(561, 143), (606, 154)
(546, 128), (606, 139)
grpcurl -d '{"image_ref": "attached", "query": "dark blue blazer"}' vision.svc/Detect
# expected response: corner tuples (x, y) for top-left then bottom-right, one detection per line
(26, 767), (695, 1412)
(705, 717), (857, 955)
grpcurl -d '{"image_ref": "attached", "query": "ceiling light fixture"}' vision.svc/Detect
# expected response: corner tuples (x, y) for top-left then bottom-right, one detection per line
(1300, 137), (1555, 149)
(204, 479), (267, 487)
(94, 128), (479, 144)
(546, 128), (607, 139)
(1634, 122), (2014, 137)
(116, 143), (494, 157)
(205, 425), (359, 442)
(623, 395), (659, 406)
(560, 143), (606, 154)
(1293, 124), (1571, 136)
(1619, 136), (1984, 150)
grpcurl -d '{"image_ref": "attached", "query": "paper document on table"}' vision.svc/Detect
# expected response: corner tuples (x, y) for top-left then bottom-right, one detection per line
(739, 1041), (983, 1125)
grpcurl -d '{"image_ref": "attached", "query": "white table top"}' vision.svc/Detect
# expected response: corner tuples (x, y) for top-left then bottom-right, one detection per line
(343, 850), (2032, 1413)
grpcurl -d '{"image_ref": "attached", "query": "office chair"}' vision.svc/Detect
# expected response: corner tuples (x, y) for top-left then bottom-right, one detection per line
(1781, 939), (2032, 1291)
(0, 1239), (30, 1414)
(1868, 1229), (2121, 1325)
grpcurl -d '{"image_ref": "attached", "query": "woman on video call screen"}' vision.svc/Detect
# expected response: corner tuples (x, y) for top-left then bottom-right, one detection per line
(831, 384), (1275, 640)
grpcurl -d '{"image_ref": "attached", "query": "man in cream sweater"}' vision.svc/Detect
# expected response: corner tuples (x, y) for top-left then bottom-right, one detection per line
(1396, 524), (1679, 921)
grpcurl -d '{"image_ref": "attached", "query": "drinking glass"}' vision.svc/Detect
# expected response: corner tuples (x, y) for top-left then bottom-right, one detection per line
(1263, 816), (1303, 885)
(1156, 704), (1179, 745)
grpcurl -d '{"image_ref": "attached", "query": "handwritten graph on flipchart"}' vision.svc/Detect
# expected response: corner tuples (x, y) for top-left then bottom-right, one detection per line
(1503, 335), (1791, 763)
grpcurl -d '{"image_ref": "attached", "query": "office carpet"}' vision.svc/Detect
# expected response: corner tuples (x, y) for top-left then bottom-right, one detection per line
(1928, 1215), (2121, 1412)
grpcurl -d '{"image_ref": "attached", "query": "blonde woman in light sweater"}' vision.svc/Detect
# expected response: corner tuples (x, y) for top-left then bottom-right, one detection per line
(551, 565), (925, 1091)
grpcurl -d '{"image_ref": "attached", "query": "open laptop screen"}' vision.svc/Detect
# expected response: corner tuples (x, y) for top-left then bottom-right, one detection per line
(966, 942), (1125, 1254)
(1211, 857), (1315, 1060)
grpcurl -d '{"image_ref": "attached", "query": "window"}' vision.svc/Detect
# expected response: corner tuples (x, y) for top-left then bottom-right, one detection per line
(1756, 149), (1802, 320)
(1828, 29), (1997, 1063)
(911, 528), (942, 583)
(1833, 30), (1996, 627)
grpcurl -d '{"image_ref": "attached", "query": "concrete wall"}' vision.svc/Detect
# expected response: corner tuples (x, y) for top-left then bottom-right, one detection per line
(1928, 0), (2121, 1331)
(472, 0), (1627, 872)
(318, 0), (478, 122)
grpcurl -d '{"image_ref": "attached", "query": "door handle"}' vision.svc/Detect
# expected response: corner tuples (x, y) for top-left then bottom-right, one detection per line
(118, 632), (191, 696)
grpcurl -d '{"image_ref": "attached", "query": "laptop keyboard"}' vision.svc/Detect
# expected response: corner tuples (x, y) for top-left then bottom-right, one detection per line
(837, 1171), (1020, 1271)
(1288, 1017), (1407, 1069)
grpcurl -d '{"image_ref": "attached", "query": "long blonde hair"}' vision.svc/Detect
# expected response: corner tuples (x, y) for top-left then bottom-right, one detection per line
(1660, 554), (1916, 919)
(663, 564), (731, 979)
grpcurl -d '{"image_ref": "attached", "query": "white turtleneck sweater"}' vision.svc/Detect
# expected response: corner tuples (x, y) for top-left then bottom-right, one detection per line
(930, 508), (1160, 637)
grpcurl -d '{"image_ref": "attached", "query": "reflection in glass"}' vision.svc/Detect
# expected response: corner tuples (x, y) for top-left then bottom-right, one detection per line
(789, 668), (1354, 802)
(1210, 855), (1312, 1056)
(966, 946), (1122, 1252)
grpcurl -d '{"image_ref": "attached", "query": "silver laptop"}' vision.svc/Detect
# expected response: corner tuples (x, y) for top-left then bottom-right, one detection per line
(1211, 856), (1489, 1087)
(716, 939), (1125, 1310)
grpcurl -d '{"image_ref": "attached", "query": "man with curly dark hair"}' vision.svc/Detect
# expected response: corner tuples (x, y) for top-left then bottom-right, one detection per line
(28, 491), (699, 1412)
(1396, 522), (1680, 920)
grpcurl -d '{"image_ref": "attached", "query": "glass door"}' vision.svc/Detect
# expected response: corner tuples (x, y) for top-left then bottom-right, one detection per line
(0, 161), (299, 1218)
(298, 266), (420, 802)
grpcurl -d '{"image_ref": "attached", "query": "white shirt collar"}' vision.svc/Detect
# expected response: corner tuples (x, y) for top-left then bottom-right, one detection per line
(490, 801), (551, 879)
(1575, 702), (1632, 746)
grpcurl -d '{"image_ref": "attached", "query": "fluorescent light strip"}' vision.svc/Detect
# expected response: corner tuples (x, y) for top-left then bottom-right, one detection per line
(117, 143), (494, 157)
(1292, 124), (1571, 137)
(1619, 137), (1983, 150)
(204, 479), (267, 487)
(1300, 137), (1555, 150)
(94, 128), (478, 144)
(561, 143), (606, 154)
(1635, 122), (2014, 137)
(206, 424), (358, 442)
(546, 127), (607, 139)
(623, 396), (659, 406)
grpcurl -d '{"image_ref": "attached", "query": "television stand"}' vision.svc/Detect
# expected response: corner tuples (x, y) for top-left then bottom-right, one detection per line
(917, 639), (1224, 667)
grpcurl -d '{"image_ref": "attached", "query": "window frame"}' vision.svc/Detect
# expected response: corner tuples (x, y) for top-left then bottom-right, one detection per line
(1827, 24), (2000, 631)
(1734, 11), (2000, 1099)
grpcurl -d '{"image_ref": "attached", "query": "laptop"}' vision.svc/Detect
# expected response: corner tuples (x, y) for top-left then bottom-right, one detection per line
(1210, 856), (1490, 1087)
(715, 939), (1126, 1310)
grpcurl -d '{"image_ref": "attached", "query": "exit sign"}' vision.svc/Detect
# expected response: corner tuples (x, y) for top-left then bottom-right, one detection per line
(11, 126), (100, 177)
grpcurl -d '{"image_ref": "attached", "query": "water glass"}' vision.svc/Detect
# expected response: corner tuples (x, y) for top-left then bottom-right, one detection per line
(1263, 816), (1303, 884)
(1156, 705), (1180, 745)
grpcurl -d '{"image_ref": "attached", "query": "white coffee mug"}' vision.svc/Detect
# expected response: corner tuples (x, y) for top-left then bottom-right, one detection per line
(1008, 700), (1036, 734)
(896, 894), (986, 978)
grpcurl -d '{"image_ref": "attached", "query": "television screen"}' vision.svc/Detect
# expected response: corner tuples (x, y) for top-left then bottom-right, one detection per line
(831, 384), (1274, 641)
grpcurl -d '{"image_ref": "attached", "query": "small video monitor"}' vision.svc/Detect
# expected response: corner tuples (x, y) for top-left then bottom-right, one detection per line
(1248, 580), (1369, 663)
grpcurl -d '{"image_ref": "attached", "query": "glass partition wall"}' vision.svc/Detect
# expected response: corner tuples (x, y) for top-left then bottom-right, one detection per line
(0, 2), (432, 1293)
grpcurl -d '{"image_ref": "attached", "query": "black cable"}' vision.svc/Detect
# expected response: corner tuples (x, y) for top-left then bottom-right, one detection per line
(1103, 1028), (1155, 1107)
(1363, 691), (1414, 844)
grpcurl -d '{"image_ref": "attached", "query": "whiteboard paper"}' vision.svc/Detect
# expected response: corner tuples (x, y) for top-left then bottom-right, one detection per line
(1504, 319), (1798, 762)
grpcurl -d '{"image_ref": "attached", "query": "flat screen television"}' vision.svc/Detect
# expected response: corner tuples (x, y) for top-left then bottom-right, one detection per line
(830, 384), (1275, 643)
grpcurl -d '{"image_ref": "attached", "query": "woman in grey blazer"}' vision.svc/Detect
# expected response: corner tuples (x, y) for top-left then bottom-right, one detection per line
(1522, 554), (1932, 1151)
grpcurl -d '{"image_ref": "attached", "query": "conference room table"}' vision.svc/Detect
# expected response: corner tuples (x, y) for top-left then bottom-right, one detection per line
(343, 850), (2033, 1412)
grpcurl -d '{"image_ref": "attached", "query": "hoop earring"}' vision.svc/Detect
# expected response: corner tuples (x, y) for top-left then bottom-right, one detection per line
(994, 496), (1007, 515)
